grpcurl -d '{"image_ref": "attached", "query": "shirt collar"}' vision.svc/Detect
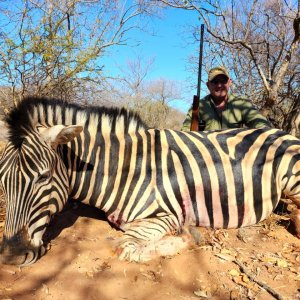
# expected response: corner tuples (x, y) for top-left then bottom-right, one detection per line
(209, 94), (230, 111)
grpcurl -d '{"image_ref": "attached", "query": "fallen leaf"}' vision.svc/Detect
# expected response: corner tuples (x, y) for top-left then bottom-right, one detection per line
(256, 267), (261, 276)
(42, 283), (49, 295)
(194, 289), (210, 298)
(276, 259), (288, 268)
(263, 257), (277, 264)
(86, 271), (94, 278)
(242, 274), (250, 283)
(229, 269), (240, 277)
(220, 248), (235, 255)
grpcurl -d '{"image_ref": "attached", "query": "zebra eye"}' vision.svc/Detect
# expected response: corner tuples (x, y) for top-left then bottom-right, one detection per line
(38, 170), (51, 183)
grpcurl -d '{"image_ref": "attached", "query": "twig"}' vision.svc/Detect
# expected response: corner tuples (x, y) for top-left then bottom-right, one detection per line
(233, 258), (285, 300)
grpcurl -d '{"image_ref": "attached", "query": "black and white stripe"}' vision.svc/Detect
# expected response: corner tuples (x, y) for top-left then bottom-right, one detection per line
(0, 97), (299, 264)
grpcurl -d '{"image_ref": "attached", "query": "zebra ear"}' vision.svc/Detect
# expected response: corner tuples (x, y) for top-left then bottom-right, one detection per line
(0, 120), (9, 141)
(40, 125), (83, 146)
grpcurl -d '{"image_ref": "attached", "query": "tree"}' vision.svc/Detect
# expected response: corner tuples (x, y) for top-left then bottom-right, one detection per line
(158, 0), (300, 135)
(97, 57), (185, 129)
(0, 0), (158, 105)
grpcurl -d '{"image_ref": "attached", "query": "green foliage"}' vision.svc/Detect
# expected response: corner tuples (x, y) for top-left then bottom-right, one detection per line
(0, 0), (157, 103)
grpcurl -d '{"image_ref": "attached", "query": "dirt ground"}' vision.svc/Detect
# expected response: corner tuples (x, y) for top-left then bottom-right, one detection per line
(0, 141), (300, 300)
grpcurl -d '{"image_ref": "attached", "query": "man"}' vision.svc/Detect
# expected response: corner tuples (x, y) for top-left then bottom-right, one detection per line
(181, 66), (272, 131)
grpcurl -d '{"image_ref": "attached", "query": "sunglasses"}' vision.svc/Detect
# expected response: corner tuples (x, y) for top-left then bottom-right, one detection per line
(210, 78), (229, 85)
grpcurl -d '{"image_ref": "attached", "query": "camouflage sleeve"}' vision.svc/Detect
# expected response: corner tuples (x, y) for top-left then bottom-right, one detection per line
(181, 107), (193, 131)
(242, 100), (273, 128)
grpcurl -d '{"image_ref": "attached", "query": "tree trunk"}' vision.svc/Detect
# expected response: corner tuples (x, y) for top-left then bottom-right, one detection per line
(282, 94), (300, 137)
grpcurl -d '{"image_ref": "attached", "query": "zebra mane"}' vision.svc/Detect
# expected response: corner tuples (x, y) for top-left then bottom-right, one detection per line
(5, 97), (148, 148)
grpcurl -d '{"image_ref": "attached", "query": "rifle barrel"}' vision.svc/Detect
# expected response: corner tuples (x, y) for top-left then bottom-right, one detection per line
(190, 24), (205, 132)
(197, 24), (205, 98)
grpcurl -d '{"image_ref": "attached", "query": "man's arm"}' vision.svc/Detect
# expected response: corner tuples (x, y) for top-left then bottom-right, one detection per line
(242, 100), (272, 128)
(181, 107), (193, 131)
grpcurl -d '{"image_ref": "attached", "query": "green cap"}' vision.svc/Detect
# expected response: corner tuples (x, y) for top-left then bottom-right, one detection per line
(208, 66), (230, 81)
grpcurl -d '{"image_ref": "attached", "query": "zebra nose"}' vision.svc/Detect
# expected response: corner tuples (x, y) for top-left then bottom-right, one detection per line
(0, 230), (33, 265)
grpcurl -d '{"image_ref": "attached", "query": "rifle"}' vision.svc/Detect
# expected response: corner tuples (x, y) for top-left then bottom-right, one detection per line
(190, 24), (205, 131)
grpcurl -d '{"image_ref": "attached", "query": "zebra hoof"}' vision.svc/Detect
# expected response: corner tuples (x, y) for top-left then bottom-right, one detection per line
(116, 242), (147, 262)
(117, 235), (191, 262)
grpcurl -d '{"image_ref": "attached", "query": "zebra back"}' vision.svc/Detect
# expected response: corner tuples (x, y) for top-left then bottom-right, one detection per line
(4, 97), (148, 149)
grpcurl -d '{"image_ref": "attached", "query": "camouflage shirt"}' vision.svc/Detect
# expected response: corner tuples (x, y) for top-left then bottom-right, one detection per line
(181, 93), (272, 131)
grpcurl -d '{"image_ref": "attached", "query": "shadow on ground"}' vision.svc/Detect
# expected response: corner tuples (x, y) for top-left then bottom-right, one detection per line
(0, 198), (299, 300)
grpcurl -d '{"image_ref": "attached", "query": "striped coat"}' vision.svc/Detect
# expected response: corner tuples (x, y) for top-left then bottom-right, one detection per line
(0, 97), (299, 265)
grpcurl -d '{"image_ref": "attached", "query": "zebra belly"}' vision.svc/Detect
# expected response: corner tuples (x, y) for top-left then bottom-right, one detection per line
(181, 184), (279, 229)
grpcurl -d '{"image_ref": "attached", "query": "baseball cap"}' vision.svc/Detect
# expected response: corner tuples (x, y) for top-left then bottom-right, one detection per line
(208, 66), (230, 81)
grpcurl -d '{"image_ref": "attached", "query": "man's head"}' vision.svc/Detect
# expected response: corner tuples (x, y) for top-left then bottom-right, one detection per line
(207, 66), (232, 105)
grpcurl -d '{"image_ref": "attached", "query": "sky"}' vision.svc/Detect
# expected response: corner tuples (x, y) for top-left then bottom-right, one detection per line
(101, 7), (204, 113)
(0, 2), (205, 113)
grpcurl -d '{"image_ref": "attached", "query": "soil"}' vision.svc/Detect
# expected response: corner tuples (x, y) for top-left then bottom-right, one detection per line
(0, 141), (300, 300)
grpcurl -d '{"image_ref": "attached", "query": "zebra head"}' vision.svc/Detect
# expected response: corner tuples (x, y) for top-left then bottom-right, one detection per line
(0, 122), (82, 265)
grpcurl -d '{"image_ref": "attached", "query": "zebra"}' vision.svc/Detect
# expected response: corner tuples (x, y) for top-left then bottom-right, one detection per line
(0, 97), (299, 266)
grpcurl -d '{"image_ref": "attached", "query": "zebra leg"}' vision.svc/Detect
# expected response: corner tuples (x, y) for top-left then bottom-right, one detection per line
(117, 216), (191, 262)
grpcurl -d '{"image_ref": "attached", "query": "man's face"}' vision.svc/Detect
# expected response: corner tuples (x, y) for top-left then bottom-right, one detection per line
(207, 74), (232, 103)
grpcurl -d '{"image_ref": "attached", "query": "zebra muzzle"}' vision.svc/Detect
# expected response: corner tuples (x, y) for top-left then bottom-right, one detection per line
(0, 229), (43, 266)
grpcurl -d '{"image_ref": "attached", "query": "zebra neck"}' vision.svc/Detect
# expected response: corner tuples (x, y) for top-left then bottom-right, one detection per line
(61, 130), (138, 209)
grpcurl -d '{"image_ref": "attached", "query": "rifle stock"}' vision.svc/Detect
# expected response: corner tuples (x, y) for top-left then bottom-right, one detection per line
(191, 95), (199, 131)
